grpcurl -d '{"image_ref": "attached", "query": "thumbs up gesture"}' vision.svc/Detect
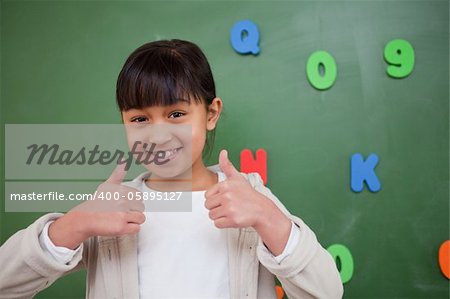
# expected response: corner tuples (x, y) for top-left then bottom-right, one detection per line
(72, 161), (145, 214)
(48, 162), (146, 250)
(205, 150), (293, 256)
(204, 150), (270, 229)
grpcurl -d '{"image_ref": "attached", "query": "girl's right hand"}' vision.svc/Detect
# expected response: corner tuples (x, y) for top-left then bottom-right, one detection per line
(47, 163), (146, 250)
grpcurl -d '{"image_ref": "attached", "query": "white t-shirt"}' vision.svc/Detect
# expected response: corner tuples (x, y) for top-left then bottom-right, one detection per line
(137, 171), (230, 299)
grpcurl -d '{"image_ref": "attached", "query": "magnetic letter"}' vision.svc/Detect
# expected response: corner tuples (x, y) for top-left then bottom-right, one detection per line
(240, 148), (267, 185)
(439, 240), (450, 279)
(351, 153), (381, 192)
(327, 244), (354, 284)
(384, 39), (415, 78)
(306, 50), (337, 90)
(230, 20), (260, 55)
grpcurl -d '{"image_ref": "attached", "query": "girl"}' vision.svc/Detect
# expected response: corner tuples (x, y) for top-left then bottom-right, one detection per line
(0, 39), (343, 299)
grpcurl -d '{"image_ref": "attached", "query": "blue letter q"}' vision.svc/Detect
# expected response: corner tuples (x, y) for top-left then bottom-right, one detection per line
(230, 20), (260, 55)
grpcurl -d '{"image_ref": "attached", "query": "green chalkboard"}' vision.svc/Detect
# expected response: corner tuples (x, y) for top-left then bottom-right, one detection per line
(1, 1), (448, 298)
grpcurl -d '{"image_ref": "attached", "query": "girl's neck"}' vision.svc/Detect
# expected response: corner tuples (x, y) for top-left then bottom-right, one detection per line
(145, 159), (218, 192)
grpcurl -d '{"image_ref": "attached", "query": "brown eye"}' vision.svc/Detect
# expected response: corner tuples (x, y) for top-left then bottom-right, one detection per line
(169, 112), (185, 119)
(131, 116), (148, 123)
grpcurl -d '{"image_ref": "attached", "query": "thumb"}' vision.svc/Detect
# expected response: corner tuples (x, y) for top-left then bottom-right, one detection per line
(219, 149), (240, 179)
(106, 160), (128, 184)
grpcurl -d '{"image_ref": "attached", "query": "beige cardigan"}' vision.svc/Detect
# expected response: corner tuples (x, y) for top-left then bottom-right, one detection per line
(0, 165), (343, 299)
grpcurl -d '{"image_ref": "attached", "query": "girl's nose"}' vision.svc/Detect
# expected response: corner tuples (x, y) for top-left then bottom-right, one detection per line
(145, 124), (173, 145)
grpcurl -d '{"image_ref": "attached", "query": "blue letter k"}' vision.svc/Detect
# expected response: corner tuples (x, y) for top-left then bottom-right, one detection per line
(351, 153), (381, 193)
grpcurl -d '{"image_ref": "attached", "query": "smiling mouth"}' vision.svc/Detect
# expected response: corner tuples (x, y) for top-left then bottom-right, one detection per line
(144, 147), (183, 159)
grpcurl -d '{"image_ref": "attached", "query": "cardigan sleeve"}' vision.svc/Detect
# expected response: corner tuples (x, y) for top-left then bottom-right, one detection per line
(261, 220), (301, 264)
(0, 212), (86, 299)
(39, 219), (83, 265)
(247, 172), (344, 299)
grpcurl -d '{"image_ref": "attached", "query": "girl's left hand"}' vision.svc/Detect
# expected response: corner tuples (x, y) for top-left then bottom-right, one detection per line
(204, 149), (275, 229)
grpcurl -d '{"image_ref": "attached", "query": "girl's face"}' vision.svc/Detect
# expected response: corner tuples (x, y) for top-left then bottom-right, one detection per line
(121, 97), (222, 180)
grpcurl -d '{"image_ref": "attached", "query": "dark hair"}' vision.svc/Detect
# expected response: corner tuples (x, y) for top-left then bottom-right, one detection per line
(116, 39), (217, 159)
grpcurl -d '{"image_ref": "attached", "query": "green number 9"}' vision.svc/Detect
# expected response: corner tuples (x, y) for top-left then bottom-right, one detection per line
(384, 39), (415, 78)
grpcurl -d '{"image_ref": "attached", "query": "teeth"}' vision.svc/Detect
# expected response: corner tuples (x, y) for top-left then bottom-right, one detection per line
(165, 148), (180, 158)
(143, 147), (180, 158)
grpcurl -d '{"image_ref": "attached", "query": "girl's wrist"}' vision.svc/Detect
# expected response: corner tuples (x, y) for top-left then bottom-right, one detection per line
(48, 211), (91, 249)
(252, 193), (284, 231)
(251, 194), (292, 255)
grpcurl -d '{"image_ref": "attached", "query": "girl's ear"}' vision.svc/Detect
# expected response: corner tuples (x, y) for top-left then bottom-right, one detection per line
(206, 97), (222, 131)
